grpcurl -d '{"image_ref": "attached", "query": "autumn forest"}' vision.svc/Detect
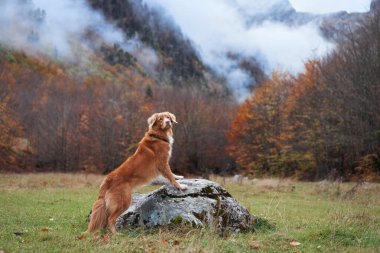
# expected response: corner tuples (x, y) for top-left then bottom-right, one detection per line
(1, 0), (380, 181)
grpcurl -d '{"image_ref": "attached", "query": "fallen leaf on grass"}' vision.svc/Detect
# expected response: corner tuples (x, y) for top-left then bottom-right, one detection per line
(173, 240), (180, 246)
(250, 241), (260, 250)
(162, 240), (168, 245)
(101, 234), (110, 243)
(76, 235), (86, 240)
(223, 230), (231, 240)
(310, 234), (318, 239)
(290, 241), (301, 246)
(40, 228), (49, 232)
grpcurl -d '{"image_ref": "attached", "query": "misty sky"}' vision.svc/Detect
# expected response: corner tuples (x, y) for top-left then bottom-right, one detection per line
(289, 0), (372, 13)
(144, 0), (372, 97)
(0, 0), (160, 71)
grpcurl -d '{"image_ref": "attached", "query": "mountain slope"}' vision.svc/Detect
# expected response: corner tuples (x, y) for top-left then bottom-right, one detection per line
(88, 0), (210, 88)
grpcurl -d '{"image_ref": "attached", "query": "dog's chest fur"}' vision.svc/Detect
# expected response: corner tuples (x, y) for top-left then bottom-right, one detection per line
(167, 133), (174, 158)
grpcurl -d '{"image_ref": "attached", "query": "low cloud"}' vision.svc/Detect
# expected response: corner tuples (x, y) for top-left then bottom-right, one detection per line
(143, 0), (343, 97)
(0, 0), (159, 70)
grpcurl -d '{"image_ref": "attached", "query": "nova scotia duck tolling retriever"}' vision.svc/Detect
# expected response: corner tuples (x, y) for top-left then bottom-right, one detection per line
(86, 112), (187, 234)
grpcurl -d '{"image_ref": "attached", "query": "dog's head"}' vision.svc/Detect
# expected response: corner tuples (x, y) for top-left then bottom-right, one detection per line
(147, 112), (177, 131)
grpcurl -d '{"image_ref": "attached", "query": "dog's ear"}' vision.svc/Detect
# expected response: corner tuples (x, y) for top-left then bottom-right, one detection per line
(147, 113), (158, 129)
(168, 112), (178, 123)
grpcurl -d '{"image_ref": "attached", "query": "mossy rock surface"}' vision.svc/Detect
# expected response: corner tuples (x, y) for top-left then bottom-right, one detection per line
(116, 179), (255, 232)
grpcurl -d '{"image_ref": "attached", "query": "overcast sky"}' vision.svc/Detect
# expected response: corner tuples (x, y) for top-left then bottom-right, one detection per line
(289, 0), (372, 14)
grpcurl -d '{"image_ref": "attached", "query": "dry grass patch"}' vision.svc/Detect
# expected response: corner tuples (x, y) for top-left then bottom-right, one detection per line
(0, 173), (104, 191)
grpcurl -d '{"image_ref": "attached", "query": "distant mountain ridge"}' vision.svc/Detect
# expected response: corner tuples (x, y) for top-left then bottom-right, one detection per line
(244, 0), (375, 42)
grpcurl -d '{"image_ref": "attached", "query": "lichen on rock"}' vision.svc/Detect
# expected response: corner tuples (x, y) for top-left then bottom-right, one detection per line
(115, 179), (255, 232)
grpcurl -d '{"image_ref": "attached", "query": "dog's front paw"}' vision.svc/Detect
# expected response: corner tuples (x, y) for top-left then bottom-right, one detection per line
(173, 174), (184, 180)
(178, 183), (188, 190)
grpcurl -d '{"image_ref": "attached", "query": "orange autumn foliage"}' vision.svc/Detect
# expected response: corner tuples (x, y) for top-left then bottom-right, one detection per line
(0, 45), (234, 174)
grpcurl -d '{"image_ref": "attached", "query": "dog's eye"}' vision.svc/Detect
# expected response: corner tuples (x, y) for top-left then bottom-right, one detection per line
(159, 118), (163, 121)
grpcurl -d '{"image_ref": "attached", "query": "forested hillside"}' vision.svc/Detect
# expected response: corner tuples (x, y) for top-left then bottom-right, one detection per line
(87, 0), (213, 89)
(0, 44), (234, 174)
(229, 5), (380, 181)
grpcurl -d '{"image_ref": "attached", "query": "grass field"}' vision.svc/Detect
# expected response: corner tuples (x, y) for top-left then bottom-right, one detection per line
(0, 173), (379, 252)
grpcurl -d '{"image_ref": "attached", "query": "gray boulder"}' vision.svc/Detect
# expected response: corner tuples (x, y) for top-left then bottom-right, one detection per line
(115, 179), (255, 232)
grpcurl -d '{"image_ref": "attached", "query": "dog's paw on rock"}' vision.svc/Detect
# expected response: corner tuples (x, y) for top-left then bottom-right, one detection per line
(178, 183), (188, 190)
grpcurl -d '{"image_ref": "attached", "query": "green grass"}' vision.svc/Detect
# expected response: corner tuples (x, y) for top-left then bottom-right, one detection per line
(0, 174), (379, 252)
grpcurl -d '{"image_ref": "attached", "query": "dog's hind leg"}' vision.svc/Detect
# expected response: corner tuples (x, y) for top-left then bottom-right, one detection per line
(106, 186), (132, 234)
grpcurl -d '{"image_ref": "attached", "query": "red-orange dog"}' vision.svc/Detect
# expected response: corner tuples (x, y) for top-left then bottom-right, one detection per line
(86, 112), (187, 234)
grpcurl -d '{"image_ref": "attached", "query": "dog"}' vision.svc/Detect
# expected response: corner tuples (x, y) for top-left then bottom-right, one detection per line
(86, 112), (188, 234)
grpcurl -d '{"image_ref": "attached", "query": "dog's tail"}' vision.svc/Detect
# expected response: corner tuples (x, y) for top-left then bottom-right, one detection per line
(86, 177), (112, 233)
